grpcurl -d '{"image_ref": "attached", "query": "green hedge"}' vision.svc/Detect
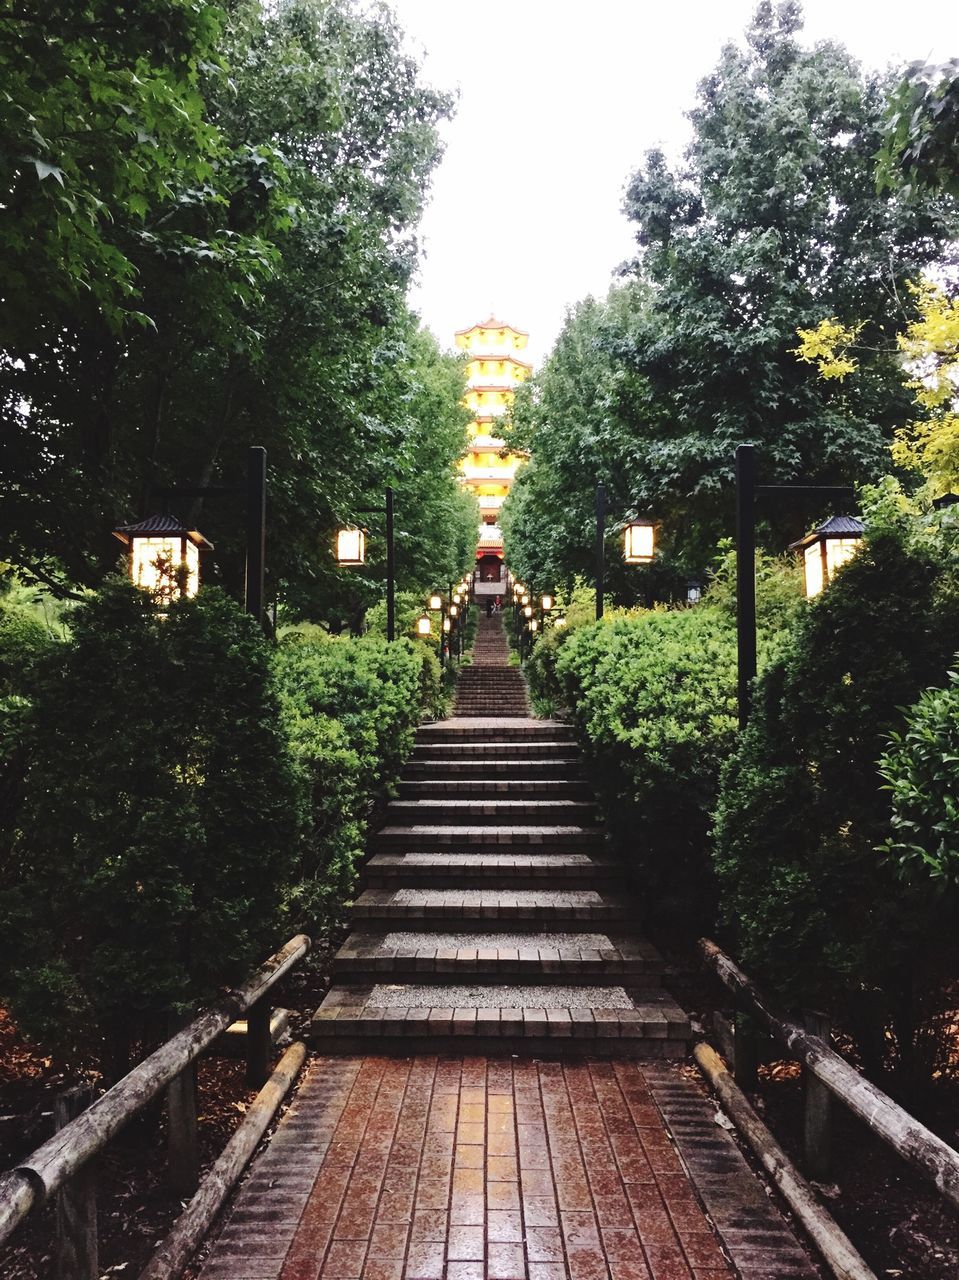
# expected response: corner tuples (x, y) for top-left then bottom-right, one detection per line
(0, 583), (435, 1054)
(713, 525), (959, 1085)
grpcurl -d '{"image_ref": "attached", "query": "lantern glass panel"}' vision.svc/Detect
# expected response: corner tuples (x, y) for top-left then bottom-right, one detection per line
(417, 615), (432, 637)
(803, 543), (824, 598)
(449, 603), (459, 617)
(443, 617), (451, 633)
(530, 618), (538, 632)
(429, 593), (442, 611)
(131, 535), (199, 604)
(541, 594), (553, 611)
(623, 521), (655, 564)
(337, 528), (366, 565)
(523, 605), (533, 618)
(826, 536), (862, 581)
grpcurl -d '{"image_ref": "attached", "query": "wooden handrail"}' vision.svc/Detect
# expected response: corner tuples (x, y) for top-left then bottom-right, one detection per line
(700, 937), (959, 1212)
(0, 932), (310, 1247)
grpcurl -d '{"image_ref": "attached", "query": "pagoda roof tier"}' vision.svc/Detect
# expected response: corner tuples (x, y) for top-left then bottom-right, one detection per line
(467, 354), (533, 371)
(455, 315), (529, 339)
(466, 385), (514, 396)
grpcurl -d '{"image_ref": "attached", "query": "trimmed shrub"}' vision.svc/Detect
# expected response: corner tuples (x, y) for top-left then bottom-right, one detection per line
(273, 631), (430, 925)
(0, 583), (302, 1051)
(713, 527), (959, 1084)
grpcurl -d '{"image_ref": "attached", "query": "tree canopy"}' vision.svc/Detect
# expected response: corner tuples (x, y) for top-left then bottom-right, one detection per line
(503, 1), (958, 595)
(0, 0), (473, 617)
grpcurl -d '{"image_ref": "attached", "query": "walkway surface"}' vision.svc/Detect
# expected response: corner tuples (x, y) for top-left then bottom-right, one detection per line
(195, 614), (819, 1280)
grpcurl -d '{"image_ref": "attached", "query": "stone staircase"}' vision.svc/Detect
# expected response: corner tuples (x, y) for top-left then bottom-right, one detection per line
(454, 609), (528, 716)
(311, 614), (690, 1057)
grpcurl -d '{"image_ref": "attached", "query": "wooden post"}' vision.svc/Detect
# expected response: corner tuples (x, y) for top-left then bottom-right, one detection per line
(803, 1009), (833, 1180)
(733, 1012), (759, 1092)
(245, 996), (272, 1089)
(55, 1084), (98, 1280)
(166, 1012), (199, 1197)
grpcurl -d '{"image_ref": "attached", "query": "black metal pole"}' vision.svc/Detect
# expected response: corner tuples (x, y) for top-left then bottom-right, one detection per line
(735, 444), (756, 729)
(595, 482), (607, 621)
(245, 446), (267, 627)
(385, 486), (395, 642)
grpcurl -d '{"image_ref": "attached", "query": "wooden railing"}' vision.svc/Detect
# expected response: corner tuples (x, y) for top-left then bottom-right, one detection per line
(700, 938), (959, 1211)
(0, 932), (311, 1272)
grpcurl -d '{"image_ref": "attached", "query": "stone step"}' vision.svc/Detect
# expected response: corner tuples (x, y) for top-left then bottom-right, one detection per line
(382, 799), (597, 825)
(411, 741), (576, 759)
(397, 778), (591, 799)
(414, 721), (565, 742)
(310, 982), (689, 1058)
(373, 824), (605, 850)
(363, 850), (617, 888)
(403, 757), (583, 780)
(350, 887), (637, 930)
(333, 930), (665, 983)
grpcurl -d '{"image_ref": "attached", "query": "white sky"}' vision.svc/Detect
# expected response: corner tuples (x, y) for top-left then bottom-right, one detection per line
(391, 0), (958, 366)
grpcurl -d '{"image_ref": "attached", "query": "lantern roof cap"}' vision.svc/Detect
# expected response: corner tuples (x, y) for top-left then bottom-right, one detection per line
(113, 513), (213, 549)
(790, 514), (864, 550)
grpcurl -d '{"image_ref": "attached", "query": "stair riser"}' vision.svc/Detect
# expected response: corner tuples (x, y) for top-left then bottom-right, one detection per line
(363, 866), (615, 889)
(331, 957), (661, 984)
(412, 744), (575, 759)
(373, 833), (604, 851)
(350, 909), (635, 931)
(403, 762), (583, 780)
(383, 805), (597, 825)
(418, 727), (570, 742)
(398, 782), (591, 798)
(308, 1034), (688, 1060)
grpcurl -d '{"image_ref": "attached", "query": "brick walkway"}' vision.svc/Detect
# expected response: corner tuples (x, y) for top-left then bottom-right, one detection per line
(197, 1056), (737, 1280)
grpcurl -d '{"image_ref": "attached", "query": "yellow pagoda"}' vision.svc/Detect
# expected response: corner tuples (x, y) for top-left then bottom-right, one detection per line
(454, 315), (530, 585)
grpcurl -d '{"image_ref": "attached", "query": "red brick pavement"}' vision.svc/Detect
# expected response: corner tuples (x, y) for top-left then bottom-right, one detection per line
(196, 1056), (735, 1280)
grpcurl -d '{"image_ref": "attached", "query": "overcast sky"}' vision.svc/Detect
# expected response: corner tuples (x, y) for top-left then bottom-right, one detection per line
(390, 0), (957, 365)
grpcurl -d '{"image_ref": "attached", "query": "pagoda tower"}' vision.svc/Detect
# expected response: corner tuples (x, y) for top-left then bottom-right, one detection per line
(454, 315), (531, 586)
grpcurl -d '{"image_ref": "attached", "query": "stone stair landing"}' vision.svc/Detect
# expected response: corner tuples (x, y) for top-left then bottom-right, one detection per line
(311, 612), (690, 1058)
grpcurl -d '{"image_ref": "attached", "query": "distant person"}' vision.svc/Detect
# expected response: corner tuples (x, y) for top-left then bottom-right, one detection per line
(494, 596), (502, 613)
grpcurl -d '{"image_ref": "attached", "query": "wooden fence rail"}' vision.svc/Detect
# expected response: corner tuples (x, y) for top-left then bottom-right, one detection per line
(700, 937), (959, 1212)
(0, 932), (310, 1258)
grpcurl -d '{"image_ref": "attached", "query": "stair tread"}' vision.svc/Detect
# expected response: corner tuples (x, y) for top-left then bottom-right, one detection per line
(337, 929), (661, 960)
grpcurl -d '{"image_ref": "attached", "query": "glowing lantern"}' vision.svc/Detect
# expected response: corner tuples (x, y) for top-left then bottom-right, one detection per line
(623, 517), (656, 565)
(514, 582), (526, 596)
(453, 592), (462, 605)
(449, 603), (459, 618)
(417, 614), (432, 637)
(554, 615), (567, 629)
(429, 593), (443, 611)
(791, 515), (865, 599)
(336, 527), (366, 565)
(686, 580), (703, 605)
(443, 616), (451, 633)
(529, 618), (539, 632)
(523, 604), (533, 618)
(113, 514), (212, 605)
(541, 594), (554, 612)
(521, 594), (530, 606)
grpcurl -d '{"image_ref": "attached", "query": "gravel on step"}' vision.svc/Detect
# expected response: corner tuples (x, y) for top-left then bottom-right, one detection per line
(367, 983), (635, 1009)
(386, 889), (603, 905)
(380, 930), (613, 951)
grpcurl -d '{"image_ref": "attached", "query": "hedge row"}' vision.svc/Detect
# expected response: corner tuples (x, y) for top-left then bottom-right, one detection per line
(529, 515), (959, 1089)
(0, 581), (438, 1055)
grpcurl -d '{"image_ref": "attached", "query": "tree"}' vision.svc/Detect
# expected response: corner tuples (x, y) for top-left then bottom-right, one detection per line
(503, 1), (958, 593)
(878, 59), (959, 199)
(0, 0), (468, 620)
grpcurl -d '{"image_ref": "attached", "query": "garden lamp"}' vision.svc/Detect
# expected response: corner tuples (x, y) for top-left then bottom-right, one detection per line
(791, 515), (864, 598)
(113, 514), (212, 605)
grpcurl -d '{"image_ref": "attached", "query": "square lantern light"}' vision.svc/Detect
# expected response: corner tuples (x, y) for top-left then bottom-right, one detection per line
(791, 515), (865, 599)
(429, 593), (443, 611)
(541, 594), (554, 612)
(523, 604), (533, 618)
(686, 580), (703, 605)
(449, 603), (459, 618)
(623, 516), (656, 565)
(113, 514), (212, 605)
(443, 616), (451, 633)
(417, 613), (432, 637)
(529, 617), (539, 632)
(336, 527), (366, 565)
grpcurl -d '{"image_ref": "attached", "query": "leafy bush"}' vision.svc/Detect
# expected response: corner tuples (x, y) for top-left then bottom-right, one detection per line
(713, 527), (959, 1084)
(879, 670), (959, 889)
(0, 583), (302, 1051)
(549, 605), (739, 925)
(273, 630), (431, 924)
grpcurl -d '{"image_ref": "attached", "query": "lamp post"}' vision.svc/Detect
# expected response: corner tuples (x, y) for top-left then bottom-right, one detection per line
(595, 483), (607, 621)
(735, 443), (855, 728)
(339, 486), (396, 640)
